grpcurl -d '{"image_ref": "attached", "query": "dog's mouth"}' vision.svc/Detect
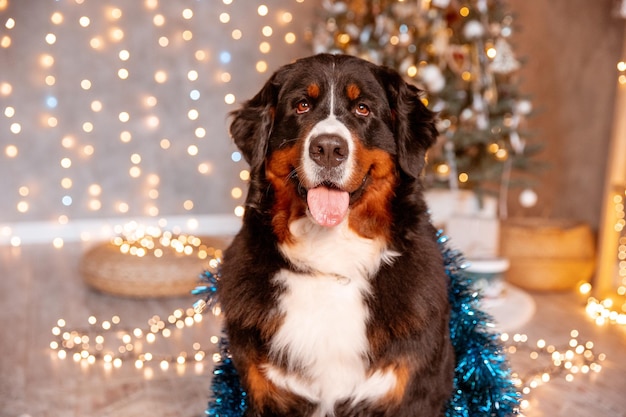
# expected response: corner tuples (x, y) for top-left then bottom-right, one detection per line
(293, 173), (369, 228)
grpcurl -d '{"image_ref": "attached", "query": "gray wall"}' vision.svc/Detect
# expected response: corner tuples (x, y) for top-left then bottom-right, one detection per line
(0, 0), (316, 224)
(507, 1), (624, 229)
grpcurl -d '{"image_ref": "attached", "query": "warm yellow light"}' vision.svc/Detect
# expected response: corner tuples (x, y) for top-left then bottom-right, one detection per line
(45, 75), (56, 86)
(18, 186), (29, 197)
(10, 122), (21, 134)
(88, 184), (102, 196)
(256, 61), (268, 73)
(147, 174), (160, 186)
(110, 28), (124, 42)
(110, 8), (122, 19)
(160, 139), (170, 149)
(154, 70), (167, 83)
(0, 35), (8, 48)
(40, 54), (54, 67)
(80, 79), (92, 90)
(338, 33), (350, 45)
(118, 112), (130, 122)
(117, 202), (129, 213)
(458, 173), (469, 183)
(282, 12), (293, 23)
(219, 13), (230, 23)
(231, 187), (243, 199)
(182, 30), (193, 41)
(198, 162), (212, 174)
(232, 30), (242, 40)
(284, 33), (296, 44)
(130, 153), (141, 164)
(118, 68), (129, 79)
(487, 47), (497, 59)
(234, 206), (245, 217)
(436, 164), (450, 175)
(45, 33), (56, 45)
(61, 177), (72, 189)
(579, 282), (592, 295)
(187, 145), (199, 156)
(184, 200), (194, 210)
(89, 37), (103, 50)
(188, 70), (198, 81)
(51, 12), (64, 25)
(153, 14), (165, 26)
(495, 148), (509, 160)
(129, 166), (141, 178)
(258, 5), (269, 16)
(220, 72), (231, 83)
(239, 170), (250, 181)
(262, 26), (273, 37)
(225, 94), (236, 104)
(79, 16), (90, 27)
(0, 82), (12, 95)
(4, 17), (15, 29)
(60, 158), (72, 168)
(461, 71), (472, 81)
(407, 65), (418, 78)
(195, 127), (206, 138)
(120, 131), (132, 143)
(460, 7), (470, 17)
(17, 201), (29, 213)
(188, 109), (199, 120)
(195, 50), (207, 61)
(618, 61), (626, 72)
(259, 41), (271, 53)
(91, 100), (103, 112)
(182, 8), (193, 19)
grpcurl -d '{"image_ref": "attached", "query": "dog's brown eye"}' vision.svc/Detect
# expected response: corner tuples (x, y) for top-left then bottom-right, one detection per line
(296, 99), (310, 114)
(355, 103), (370, 117)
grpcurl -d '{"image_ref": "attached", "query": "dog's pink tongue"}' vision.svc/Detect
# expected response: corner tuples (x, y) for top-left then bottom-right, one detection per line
(307, 186), (350, 227)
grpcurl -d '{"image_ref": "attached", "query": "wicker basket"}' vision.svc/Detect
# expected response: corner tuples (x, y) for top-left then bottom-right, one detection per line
(80, 236), (230, 298)
(500, 218), (596, 291)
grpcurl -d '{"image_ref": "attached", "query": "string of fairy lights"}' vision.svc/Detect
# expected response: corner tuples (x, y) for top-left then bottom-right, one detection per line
(580, 184), (626, 326)
(49, 256), (606, 416)
(0, 0), (307, 246)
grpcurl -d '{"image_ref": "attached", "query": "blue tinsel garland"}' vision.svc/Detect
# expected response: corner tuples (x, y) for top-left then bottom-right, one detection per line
(194, 233), (520, 416)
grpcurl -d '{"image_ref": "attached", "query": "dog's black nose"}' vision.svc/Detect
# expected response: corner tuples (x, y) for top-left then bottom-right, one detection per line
(309, 135), (348, 168)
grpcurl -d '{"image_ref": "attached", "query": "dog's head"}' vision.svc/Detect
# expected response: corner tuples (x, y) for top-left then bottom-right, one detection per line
(230, 54), (437, 241)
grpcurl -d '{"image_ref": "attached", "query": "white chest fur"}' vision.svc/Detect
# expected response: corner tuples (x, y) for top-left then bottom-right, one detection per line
(267, 218), (399, 415)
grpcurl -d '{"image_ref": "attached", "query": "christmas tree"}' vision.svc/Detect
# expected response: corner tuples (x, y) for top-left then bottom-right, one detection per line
(311, 0), (541, 214)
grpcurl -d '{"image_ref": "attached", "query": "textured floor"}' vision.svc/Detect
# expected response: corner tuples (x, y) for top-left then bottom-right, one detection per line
(1, 241), (625, 417)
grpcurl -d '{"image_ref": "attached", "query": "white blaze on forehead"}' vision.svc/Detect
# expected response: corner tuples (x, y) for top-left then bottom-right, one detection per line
(302, 80), (355, 187)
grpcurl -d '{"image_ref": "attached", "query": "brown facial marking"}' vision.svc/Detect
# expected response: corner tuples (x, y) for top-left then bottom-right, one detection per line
(307, 83), (320, 99)
(265, 143), (307, 243)
(346, 83), (361, 101)
(346, 140), (397, 241)
(246, 363), (300, 412)
(383, 361), (410, 404)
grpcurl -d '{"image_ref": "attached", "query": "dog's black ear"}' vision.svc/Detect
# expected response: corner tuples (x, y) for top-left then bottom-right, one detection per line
(229, 72), (281, 171)
(379, 67), (438, 179)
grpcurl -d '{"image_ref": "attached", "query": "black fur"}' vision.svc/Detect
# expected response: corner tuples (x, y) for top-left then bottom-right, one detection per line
(220, 54), (454, 417)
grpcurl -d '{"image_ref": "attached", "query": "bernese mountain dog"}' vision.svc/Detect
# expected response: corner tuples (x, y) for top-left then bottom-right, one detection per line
(219, 53), (455, 417)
